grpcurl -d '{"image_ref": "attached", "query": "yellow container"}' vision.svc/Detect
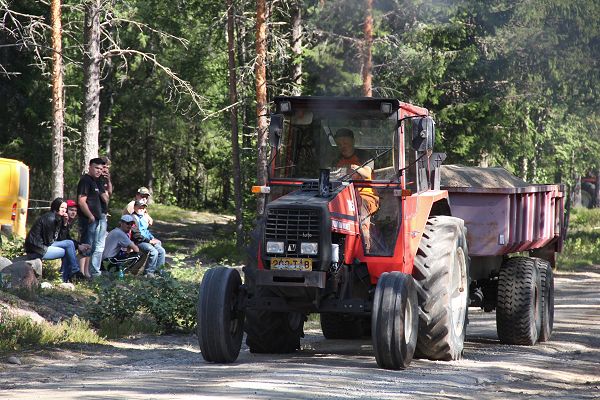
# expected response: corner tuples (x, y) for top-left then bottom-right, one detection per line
(0, 158), (29, 238)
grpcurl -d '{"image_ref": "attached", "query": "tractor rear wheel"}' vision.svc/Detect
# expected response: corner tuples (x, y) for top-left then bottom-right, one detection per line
(320, 314), (364, 339)
(245, 287), (304, 353)
(372, 272), (418, 370)
(197, 267), (244, 363)
(535, 258), (554, 342)
(496, 256), (542, 345)
(413, 216), (469, 361)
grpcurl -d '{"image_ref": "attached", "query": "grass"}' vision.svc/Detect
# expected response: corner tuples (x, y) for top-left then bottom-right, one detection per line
(0, 310), (104, 353)
(557, 207), (600, 269)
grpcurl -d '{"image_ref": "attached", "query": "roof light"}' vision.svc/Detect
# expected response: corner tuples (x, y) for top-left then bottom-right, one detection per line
(251, 185), (271, 194)
(280, 101), (292, 113)
(380, 102), (393, 114)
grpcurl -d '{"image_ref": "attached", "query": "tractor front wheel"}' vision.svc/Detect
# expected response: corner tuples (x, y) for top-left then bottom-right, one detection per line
(197, 267), (244, 363)
(372, 272), (418, 370)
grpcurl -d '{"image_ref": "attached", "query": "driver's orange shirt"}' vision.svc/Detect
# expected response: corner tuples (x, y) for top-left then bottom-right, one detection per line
(336, 153), (379, 209)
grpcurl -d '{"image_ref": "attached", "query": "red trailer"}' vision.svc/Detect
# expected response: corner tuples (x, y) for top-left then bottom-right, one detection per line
(442, 165), (564, 344)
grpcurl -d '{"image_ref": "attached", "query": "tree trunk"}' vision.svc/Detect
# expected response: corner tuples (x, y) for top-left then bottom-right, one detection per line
(227, 0), (244, 248)
(595, 169), (600, 208)
(361, 0), (373, 97)
(82, 0), (101, 170)
(50, 0), (64, 198)
(291, 1), (302, 96)
(145, 115), (155, 193)
(255, 0), (268, 215)
(572, 174), (582, 208)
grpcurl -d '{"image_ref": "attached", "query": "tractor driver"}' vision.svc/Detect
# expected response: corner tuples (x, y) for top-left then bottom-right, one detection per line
(334, 128), (379, 252)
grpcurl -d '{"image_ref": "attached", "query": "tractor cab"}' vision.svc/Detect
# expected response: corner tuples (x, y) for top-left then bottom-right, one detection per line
(264, 96), (436, 267)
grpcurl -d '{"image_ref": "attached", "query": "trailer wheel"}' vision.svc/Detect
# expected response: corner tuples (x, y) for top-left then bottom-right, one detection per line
(197, 267), (244, 363)
(413, 216), (469, 361)
(321, 314), (364, 339)
(496, 257), (542, 345)
(372, 272), (418, 370)
(245, 287), (304, 353)
(535, 259), (554, 342)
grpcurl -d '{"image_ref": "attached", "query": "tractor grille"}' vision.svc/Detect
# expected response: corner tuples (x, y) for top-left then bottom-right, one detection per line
(265, 208), (321, 257)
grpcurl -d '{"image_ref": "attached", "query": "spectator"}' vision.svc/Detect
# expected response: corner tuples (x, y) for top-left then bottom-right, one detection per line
(124, 187), (153, 225)
(77, 157), (109, 278)
(131, 200), (165, 278)
(99, 155), (113, 197)
(101, 215), (140, 271)
(24, 198), (87, 282)
(65, 199), (90, 278)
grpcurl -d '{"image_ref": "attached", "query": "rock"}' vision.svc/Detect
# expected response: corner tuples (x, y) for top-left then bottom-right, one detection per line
(25, 259), (43, 276)
(0, 256), (11, 270)
(40, 281), (54, 289)
(58, 282), (75, 291)
(7, 356), (21, 365)
(0, 261), (39, 291)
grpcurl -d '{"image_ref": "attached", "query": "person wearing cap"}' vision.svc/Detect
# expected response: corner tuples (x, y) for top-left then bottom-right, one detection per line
(334, 128), (379, 252)
(124, 187), (153, 226)
(131, 199), (166, 277)
(77, 157), (109, 278)
(101, 214), (140, 270)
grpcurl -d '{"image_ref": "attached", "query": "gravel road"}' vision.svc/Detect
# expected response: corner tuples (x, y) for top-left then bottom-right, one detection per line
(1, 266), (599, 399)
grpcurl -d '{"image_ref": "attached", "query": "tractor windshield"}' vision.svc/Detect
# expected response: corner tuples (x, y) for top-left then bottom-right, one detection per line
(271, 106), (398, 181)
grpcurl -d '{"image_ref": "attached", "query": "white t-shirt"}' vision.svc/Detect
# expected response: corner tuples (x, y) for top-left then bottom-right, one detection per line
(102, 228), (133, 259)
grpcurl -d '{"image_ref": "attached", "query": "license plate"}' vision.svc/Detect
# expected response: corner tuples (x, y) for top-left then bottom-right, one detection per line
(270, 257), (312, 271)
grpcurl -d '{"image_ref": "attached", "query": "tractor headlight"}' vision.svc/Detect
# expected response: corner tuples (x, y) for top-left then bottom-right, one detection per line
(266, 241), (284, 254)
(300, 242), (318, 255)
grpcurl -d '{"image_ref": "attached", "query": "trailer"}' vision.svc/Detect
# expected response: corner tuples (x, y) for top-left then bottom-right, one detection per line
(442, 165), (563, 344)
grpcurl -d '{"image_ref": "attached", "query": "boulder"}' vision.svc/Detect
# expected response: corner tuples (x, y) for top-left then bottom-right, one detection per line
(7, 256), (42, 276)
(0, 256), (11, 270)
(0, 261), (39, 291)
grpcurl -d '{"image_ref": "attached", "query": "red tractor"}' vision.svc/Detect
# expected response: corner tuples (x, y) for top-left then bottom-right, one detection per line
(197, 96), (563, 369)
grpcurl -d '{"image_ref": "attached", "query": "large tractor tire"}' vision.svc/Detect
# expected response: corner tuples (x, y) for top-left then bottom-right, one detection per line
(197, 267), (244, 363)
(372, 272), (418, 370)
(413, 216), (469, 361)
(535, 258), (554, 342)
(320, 314), (364, 339)
(245, 287), (305, 353)
(496, 257), (542, 345)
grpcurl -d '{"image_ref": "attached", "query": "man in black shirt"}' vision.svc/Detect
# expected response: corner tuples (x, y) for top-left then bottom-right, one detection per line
(77, 157), (109, 278)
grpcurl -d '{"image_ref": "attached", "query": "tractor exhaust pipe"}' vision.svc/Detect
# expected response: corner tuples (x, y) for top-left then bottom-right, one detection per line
(319, 168), (330, 197)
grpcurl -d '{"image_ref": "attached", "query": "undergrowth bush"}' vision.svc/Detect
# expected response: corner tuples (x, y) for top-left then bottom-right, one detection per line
(89, 275), (198, 335)
(0, 237), (25, 259)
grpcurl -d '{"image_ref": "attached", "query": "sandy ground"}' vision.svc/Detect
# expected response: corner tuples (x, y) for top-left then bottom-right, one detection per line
(1, 266), (599, 400)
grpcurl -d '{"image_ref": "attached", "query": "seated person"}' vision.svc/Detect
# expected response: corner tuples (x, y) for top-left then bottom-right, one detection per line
(124, 187), (153, 225)
(131, 200), (166, 278)
(25, 197), (87, 282)
(334, 128), (379, 252)
(101, 215), (140, 272)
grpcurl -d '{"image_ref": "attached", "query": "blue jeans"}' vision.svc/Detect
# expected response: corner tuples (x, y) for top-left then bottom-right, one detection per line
(43, 240), (80, 282)
(80, 213), (107, 277)
(138, 242), (166, 274)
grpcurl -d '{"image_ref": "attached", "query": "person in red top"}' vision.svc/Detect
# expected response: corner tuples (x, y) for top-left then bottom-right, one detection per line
(334, 128), (379, 252)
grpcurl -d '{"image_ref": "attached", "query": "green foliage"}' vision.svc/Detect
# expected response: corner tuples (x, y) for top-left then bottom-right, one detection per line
(89, 275), (199, 334)
(0, 310), (104, 353)
(558, 208), (600, 269)
(0, 237), (25, 260)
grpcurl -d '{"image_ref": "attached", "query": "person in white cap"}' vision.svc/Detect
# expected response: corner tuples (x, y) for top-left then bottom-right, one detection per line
(124, 186), (153, 225)
(101, 214), (140, 270)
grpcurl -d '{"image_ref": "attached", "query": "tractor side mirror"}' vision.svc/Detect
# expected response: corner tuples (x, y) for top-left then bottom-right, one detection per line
(269, 114), (284, 148)
(411, 116), (435, 152)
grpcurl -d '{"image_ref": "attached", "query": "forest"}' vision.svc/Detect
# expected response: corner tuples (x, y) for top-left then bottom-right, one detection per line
(1, 0), (599, 231)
